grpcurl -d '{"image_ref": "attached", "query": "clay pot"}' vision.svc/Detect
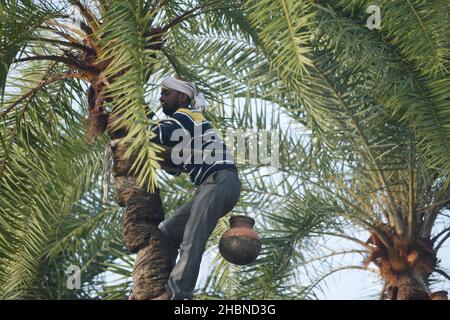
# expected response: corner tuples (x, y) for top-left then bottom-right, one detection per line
(219, 216), (261, 265)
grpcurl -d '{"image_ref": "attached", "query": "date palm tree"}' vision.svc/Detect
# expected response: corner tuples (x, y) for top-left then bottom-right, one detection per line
(0, 0), (259, 299)
(1, 0), (449, 300)
(198, 0), (450, 300)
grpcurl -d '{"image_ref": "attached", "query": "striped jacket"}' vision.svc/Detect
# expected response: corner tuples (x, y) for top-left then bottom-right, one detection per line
(150, 108), (237, 185)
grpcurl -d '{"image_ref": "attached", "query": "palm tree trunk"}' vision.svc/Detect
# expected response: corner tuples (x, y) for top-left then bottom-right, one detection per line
(386, 271), (430, 300)
(107, 114), (171, 300)
(78, 21), (172, 297)
(368, 228), (437, 300)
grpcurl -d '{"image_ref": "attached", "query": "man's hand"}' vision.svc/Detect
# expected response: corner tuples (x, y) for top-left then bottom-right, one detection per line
(155, 145), (188, 174)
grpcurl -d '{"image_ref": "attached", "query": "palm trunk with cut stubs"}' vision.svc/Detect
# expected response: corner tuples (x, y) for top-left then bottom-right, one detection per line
(105, 113), (172, 300)
(73, 26), (171, 298)
(69, 15), (171, 299)
(393, 271), (430, 300)
(365, 225), (445, 300)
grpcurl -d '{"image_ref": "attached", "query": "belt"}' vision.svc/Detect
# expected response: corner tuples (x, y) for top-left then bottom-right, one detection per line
(201, 167), (238, 185)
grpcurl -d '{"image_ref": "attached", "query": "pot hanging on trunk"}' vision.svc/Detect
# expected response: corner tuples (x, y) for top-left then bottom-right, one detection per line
(219, 215), (261, 265)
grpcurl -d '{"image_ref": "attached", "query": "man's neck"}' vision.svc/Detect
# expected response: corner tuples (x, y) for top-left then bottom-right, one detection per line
(174, 105), (191, 113)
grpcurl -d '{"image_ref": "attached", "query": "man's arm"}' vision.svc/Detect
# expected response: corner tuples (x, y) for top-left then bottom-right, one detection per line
(149, 118), (186, 175)
(149, 118), (183, 146)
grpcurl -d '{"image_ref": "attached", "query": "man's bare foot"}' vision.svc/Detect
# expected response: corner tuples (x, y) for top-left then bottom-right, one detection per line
(151, 291), (171, 300)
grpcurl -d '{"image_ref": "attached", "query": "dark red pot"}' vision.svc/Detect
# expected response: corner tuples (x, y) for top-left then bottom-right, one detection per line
(219, 216), (261, 265)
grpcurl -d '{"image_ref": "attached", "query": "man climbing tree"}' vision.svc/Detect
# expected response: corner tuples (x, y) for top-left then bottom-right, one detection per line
(149, 76), (241, 300)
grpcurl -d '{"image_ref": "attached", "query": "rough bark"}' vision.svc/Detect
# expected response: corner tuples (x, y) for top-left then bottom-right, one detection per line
(366, 225), (438, 300)
(387, 271), (430, 300)
(132, 228), (172, 299)
(106, 113), (171, 300)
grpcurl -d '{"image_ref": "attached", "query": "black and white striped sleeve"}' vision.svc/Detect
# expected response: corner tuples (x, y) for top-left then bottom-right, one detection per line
(149, 119), (183, 146)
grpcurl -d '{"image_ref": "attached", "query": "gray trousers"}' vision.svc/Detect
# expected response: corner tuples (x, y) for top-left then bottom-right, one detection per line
(159, 169), (241, 300)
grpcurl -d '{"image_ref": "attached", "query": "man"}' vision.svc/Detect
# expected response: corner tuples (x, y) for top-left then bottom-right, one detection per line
(150, 76), (241, 300)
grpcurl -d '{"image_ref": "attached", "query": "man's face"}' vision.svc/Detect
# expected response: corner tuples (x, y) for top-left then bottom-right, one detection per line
(160, 88), (187, 116)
